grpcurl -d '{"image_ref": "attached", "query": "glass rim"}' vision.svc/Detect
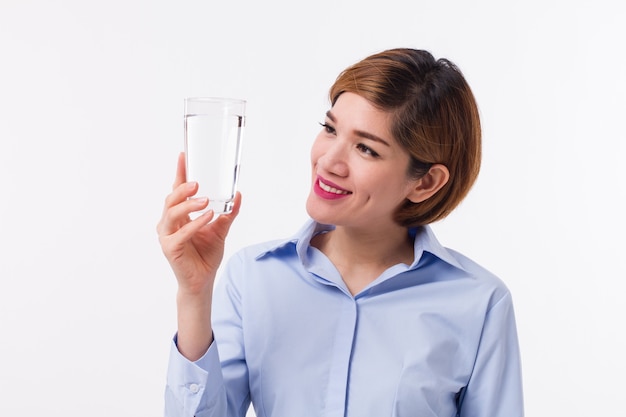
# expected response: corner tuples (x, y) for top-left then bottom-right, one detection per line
(184, 96), (246, 105)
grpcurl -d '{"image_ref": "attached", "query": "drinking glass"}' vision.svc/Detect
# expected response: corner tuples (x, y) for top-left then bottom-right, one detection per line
(184, 97), (246, 216)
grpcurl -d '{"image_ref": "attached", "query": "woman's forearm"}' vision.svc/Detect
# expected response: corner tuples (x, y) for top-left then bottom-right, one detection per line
(176, 288), (213, 361)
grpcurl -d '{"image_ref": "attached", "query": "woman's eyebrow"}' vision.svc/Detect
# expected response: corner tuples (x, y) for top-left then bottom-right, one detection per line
(325, 110), (391, 147)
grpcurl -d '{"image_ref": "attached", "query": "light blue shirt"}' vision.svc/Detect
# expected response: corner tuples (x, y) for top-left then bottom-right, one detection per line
(165, 219), (524, 417)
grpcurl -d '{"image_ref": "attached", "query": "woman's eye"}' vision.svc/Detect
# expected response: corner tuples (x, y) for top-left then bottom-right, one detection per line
(356, 143), (380, 158)
(319, 122), (336, 135)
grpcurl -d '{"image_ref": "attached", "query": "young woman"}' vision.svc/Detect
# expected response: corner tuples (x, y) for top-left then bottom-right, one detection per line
(157, 48), (524, 417)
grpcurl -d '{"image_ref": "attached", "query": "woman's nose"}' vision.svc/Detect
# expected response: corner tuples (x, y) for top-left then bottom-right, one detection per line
(318, 140), (349, 177)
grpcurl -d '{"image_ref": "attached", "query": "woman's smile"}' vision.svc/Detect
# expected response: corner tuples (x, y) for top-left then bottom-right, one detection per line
(314, 175), (352, 199)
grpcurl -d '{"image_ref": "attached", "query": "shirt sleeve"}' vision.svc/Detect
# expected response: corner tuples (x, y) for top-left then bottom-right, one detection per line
(164, 336), (229, 417)
(459, 291), (525, 417)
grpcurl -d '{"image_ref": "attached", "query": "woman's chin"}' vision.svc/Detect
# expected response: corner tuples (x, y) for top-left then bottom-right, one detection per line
(305, 195), (332, 225)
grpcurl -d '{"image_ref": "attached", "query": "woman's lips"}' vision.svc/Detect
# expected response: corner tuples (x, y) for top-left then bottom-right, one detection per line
(313, 176), (352, 200)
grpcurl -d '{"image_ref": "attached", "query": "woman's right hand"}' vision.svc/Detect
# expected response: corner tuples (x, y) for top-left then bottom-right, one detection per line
(157, 152), (242, 296)
(157, 152), (241, 359)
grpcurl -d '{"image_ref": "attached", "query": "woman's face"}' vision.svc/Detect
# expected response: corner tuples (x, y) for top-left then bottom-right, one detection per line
(306, 92), (419, 230)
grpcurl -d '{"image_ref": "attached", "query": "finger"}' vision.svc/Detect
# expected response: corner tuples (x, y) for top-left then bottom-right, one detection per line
(157, 152), (196, 237)
(229, 191), (243, 218)
(164, 181), (199, 213)
(158, 196), (208, 236)
(158, 182), (197, 236)
(211, 192), (242, 235)
(172, 152), (187, 189)
(164, 208), (216, 246)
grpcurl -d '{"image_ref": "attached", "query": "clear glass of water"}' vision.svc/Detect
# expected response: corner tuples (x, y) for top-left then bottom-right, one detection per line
(184, 97), (246, 216)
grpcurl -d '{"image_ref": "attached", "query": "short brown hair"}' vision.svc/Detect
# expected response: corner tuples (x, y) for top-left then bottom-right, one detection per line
(329, 48), (482, 227)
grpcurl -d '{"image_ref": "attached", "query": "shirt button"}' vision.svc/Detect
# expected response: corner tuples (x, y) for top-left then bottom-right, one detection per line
(189, 383), (200, 394)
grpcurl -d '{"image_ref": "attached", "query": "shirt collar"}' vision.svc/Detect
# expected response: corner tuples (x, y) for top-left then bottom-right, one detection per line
(410, 224), (465, 270)
(255, 218), (466, 272)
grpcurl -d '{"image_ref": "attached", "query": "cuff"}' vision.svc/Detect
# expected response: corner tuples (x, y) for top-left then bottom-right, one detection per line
(165, 334), (224, 415)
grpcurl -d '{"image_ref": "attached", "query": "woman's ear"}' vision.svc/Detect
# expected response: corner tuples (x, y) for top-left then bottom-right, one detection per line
(406, 164), (450, 203)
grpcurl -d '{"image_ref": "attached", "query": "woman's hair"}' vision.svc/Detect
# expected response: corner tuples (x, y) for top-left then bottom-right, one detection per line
(329, 48), (482, 227)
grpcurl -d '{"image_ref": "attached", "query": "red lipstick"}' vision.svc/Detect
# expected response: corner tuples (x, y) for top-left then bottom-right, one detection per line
(313, 176), (352, 200)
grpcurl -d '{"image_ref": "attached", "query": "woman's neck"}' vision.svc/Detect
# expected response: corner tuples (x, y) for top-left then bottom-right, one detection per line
(311, 224), (415, 294)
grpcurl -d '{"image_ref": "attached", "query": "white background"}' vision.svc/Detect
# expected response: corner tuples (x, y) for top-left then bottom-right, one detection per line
(1, 0), (624, 415)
